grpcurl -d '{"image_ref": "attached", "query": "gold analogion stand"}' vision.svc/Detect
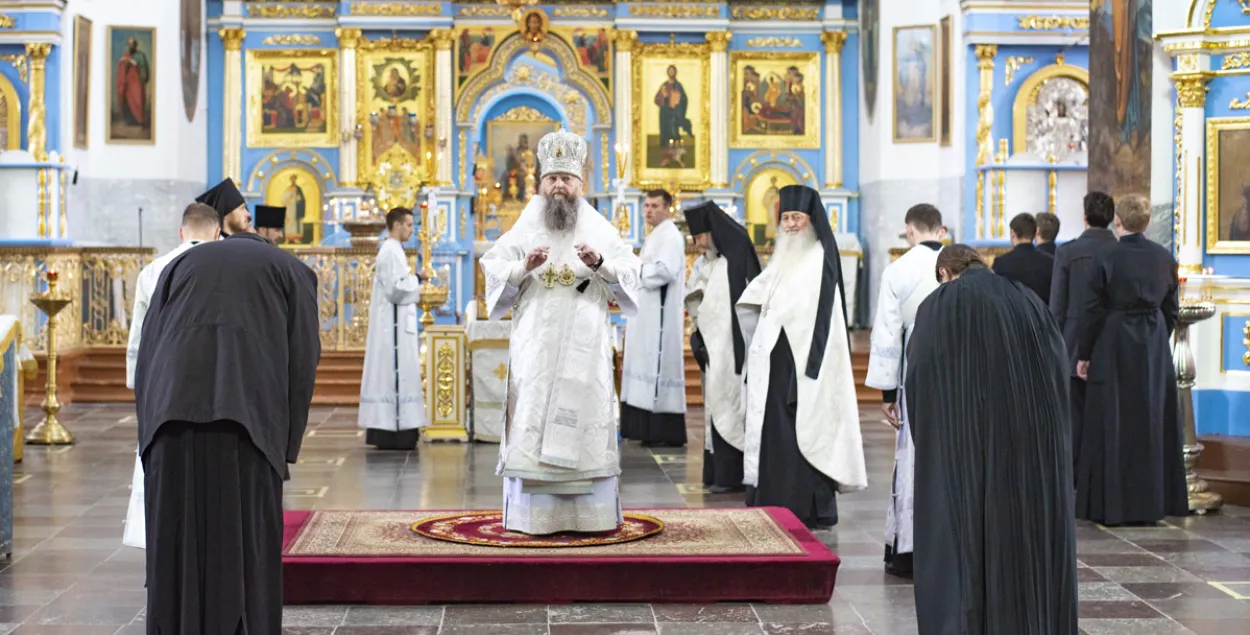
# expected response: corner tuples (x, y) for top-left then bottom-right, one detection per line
(27, 270), (74, 445)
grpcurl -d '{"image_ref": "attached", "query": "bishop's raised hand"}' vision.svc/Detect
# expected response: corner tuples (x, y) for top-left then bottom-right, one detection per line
(525, 246), (550, 272)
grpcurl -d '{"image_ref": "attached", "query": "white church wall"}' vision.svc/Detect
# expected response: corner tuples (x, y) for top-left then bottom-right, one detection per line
(858, 0), (954, 321)
(1147, 0), (1188, 251)
(58, 0), (206, 255)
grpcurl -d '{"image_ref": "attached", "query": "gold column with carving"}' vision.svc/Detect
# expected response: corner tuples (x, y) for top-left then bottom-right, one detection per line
(1047, 168), (1057, 215)
(431, 29), (455, 185)
(219, 28), (246, 185)
(974, 45), (997, 240)
(613, 31), (638, 184)
(996, 138), (1007, 238)
(337, 28), (362, 187)
(821, 32), (847, 189)
(707, 32), (731, 188)
(1172, 69), (1210, 276)
(25, 43), (50, 162)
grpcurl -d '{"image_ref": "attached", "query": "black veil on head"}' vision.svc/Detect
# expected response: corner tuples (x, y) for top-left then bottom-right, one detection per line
(775, 185), (849, 380)
(685, 201), (761, 374)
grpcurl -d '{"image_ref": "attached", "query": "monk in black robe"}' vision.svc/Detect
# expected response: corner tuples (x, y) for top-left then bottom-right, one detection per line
(906, 244), (1077, 635)
(1076, 194), (1187, 526)
(135, 231), (320, 635)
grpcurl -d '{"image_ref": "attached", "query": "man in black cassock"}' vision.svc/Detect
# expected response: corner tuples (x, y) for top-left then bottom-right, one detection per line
(906, 244), (1077, 635)
(736, 185), (865, 528)
(135, 230), (320, 635)
(1076, 194), (1187, 526)
(195, 178), (253, 236)
(684, 201), (762, 493)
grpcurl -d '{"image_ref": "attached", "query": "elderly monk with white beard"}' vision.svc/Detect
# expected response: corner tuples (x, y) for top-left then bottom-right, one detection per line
(480, 130), (643, 535)
(736, 185), (866, 528)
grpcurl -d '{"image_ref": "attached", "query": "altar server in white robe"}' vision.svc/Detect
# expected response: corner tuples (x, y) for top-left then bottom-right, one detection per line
(865, 203), (944, 578)
(480, 130), (643, 535)
(685, 201), (761, 493)
(359, 206), (430, 450)
(736, 185), (866, 528)
(619, 189), (688, 447)
(122, 202), (220, 549)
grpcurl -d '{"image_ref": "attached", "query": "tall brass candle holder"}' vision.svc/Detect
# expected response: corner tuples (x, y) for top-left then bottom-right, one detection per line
(1174, 271), (1222, 514)
(27, 270), (74, 445)
(416, 200), (449, 327)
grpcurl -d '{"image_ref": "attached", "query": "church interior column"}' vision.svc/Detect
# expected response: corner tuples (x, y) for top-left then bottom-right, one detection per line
(219, 28), (245, 185)
(821, 32), (846, 189)
(973, 45), (997, 240)
(613, 30), (637, 184)
(24, 43), (50, 162)
(337, 28), (362, 188)
(432, 29), (455, 185)
(707, 32), (731, 189)
(1172, 65), (1209, 275)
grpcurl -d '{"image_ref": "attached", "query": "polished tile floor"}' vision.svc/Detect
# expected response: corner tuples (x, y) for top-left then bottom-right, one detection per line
(3, 403), (1249, 635)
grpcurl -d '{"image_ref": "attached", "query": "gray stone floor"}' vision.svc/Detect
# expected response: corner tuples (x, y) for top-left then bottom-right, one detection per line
(3, 403), (1250, 635)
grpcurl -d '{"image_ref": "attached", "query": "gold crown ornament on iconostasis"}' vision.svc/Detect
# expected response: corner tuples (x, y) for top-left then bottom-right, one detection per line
(536, 130), (589, 178)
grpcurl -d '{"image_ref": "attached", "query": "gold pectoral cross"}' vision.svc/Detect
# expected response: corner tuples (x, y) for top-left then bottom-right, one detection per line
(539, 265), (560, 288)
(538, 264), (577, 289)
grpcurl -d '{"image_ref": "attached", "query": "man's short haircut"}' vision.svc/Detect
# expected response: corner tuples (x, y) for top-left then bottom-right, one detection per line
(1035, 212), (1060, 242)
(1116, 194), (1151, 234)
(644, 189), (673, 208)
(935, 244), (988, 282)
(1083, 191), (1115, 228)
(1009, 213), (1038, 240)
(182, 202), (221, 231)
(386, 206), (413, 230)
(904, 203), (942, 233)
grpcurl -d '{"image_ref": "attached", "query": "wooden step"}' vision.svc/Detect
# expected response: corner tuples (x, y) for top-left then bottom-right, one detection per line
(1195, 435), (1250, 507)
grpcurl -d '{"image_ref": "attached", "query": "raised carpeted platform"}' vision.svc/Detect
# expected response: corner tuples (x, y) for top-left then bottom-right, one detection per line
(282, 507), (840, 605)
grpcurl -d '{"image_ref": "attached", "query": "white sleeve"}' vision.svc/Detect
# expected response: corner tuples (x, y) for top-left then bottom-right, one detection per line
(125, 274), (150, 391)
(865, 269), (903, 392)
(480, 234), (530, 320)
(377, 248), (422, 306)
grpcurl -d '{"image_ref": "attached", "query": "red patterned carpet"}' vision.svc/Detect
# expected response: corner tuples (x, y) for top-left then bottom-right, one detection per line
(282, 507), (839, 605)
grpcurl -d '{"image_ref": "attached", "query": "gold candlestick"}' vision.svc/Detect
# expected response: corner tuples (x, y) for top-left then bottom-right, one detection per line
(417, 203), (449, 327)
(27, 270), (74, 445)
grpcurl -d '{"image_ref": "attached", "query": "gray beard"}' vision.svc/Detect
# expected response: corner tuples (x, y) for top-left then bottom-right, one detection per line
(771, 225), (818, 273)
(542, 194), (579, 233)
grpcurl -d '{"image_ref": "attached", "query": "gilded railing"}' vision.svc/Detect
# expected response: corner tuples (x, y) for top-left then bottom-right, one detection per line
(0, 247), (152, 353)
(292, 246), (421, 351)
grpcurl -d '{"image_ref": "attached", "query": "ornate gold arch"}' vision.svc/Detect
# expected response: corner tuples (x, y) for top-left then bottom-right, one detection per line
(455, 31), (612, 126)
(1011, 62), (1090, 154)
(1186, 0), (1219, 30)
(0, 72), (20, 150)
(730, 150), (819, 189)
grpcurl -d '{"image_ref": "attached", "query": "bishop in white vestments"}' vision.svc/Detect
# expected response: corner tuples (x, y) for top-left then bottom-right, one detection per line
(359, 207), (430, 450)
(619, 190), (688, 447)
(736, 185), (866, 528)
(865, 203), (944, 578)
(480, 131), (642, 534)
(122, 202), (220, 549)
(684, 201), (761, 493)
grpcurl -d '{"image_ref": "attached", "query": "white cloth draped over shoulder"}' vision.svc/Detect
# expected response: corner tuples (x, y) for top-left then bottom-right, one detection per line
(479, 196), (641, 533)
(358, 238), (428, 433)
(736, 243), (866, 493)
(866, 243), (941, 556)
(122, 239), (205, 550)
(685, 253), (745, 452)
(619, 218), (687, 415)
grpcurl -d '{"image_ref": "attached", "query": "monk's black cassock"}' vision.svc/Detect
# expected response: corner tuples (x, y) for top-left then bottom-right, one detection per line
(905, 266), (1078, 635)
(136, 231), (320, 635)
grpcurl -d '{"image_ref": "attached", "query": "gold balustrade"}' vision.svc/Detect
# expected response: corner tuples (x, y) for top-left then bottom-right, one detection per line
(293, 246), (427, 351)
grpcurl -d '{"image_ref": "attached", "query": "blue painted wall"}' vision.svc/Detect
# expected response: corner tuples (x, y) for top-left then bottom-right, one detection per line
(1195, 389), (1250, 437)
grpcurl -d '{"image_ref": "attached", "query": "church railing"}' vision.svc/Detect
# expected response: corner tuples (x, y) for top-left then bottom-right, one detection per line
(291, 246), (406, 352)
(0, 246), (154, 353)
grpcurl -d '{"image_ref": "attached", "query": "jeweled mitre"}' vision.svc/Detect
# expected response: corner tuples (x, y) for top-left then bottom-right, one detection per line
(536, 130), (588, 178)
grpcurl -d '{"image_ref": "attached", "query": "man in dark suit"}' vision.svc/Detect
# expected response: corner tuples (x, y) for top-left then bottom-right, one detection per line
(1049, 191), (1117, 473)
(992, 213), (1054, 301)
(1035, 212), (1060, 255)
(135, 230), (321, 635)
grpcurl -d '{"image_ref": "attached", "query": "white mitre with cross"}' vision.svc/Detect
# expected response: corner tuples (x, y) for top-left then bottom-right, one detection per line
(536, 130), (588, 178)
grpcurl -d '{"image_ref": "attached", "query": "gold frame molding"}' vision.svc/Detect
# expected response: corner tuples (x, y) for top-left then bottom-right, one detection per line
(728, 51), (820, 149)
(1205, 117), (1250, 254)
(354, 36), (435, 189)
(246, 48), (339, 148)
(1010, 61), (1090, 153)
(891, 24), (937, 144)
(72, 15), (91, 150)
(1217, 312), (1250, 374)
(631, 41), (712, 190)
(0, 71), (19, 151)
(106, 25), (157, 146)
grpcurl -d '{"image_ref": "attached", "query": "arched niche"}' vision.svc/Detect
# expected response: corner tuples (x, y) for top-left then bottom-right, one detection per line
(0, 72), (22, 151)
(730, 151), (819, 246)
(1186, 0), (1242, 30)
(245, 150), (339, 245)
(1011, 63), (1090, 157)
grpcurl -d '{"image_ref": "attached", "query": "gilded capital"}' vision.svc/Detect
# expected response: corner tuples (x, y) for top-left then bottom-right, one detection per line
(430, 29), (454, 51)
(821, 31), (847, 55)
(975, 44), (997, 67)
(614, 30), (638, 53)
(336, 27), (362, 50)
(706, 32), (731, 52)
(1173, 73), (1211, 108)
(24, 43), (51, 61)
(219, 28), (245, 51)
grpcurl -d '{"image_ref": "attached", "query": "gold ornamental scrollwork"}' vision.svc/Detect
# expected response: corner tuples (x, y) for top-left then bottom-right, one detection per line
(554, 7), (610, 18)
(1242, 321), (1249, 366)
(630, 5), (719, 19)
(748, 36), (803, 50)
(430, 29), (455, 51)
(336, 27), (362, 49)
(1231, 94), (1250, 110)
(219, 27), (245, 51)
(706, 32), (732, 53)
(495, 105), (550, 122)
(1004, 56), (1035, 87)
(459, 5), (511, 18)
(614, 30), (638, 53)
(0, 53), (27, 83)
(0, 14), (13, 29)
(731, 7), (820, 21)
(1017, 16), (1089, 30)
(263, 34), (322, 46)
(349, 2), (442, 17)
(435, 342), (456, 419)
(1222, 52), (1250, 70)
(820, 32), (846, 54)
(249, 4), (336, 19)
(1173, 73), (1211, 108)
